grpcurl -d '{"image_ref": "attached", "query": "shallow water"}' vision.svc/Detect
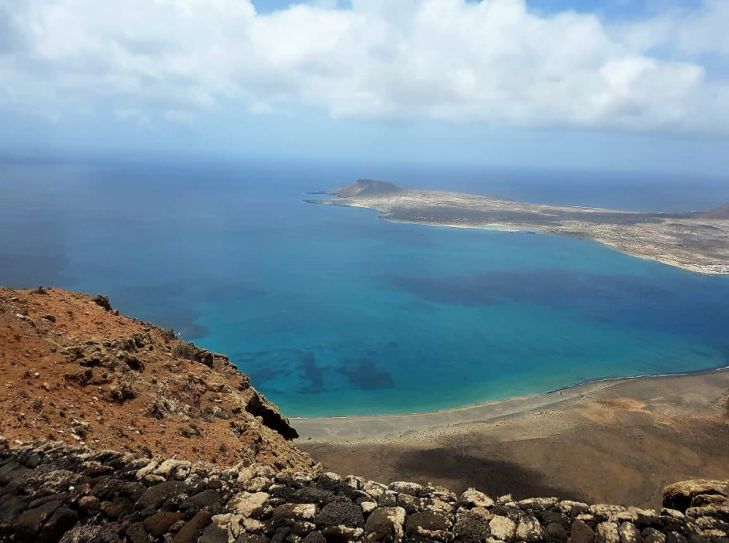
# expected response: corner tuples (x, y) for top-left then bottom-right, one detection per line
(2, 158), (729, 416)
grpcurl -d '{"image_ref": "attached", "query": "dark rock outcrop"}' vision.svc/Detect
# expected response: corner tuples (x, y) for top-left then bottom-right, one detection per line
(1, 440), (728, 543)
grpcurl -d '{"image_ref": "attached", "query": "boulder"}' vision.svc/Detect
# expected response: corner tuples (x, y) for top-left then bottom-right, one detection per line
(230, 492), (270, 517)
(596, 522), (620, 543)
(405, 510), (453, 539)
(315, 501), (364, 528)
(490, 515), (517, 542)
(460, 488), (495, 509)
(143, 511), (183, 537)
(663, 481), (729, 513)
(517, 515), (546, 542)
(570, 519), (596, 543)
(454, 510), (492, 542)
(618, 522), (643, 543)
(364, 506), (406, 542)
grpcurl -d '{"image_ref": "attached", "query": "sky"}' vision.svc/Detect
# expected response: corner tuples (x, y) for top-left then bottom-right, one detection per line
(1, 0), (729, 175)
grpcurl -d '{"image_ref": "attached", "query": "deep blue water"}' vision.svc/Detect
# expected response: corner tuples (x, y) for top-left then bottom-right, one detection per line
(2, 158), (729, 416)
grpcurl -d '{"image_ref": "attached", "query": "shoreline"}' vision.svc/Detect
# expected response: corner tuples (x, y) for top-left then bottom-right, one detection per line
(308, 182), (729, 275)
(293, 366), (729, 442)
(379, 215), (729, 275)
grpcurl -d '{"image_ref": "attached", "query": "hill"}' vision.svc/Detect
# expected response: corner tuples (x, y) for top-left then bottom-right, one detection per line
(0, 287), (313, 472)
(697, 204), (729, 219)
(328, 179), (402, 198)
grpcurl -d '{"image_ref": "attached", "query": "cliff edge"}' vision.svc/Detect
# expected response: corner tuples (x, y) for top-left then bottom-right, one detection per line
(0, 287), (313, 472)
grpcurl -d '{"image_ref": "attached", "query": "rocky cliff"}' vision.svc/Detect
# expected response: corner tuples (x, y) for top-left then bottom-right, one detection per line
(1, 440), (728, 543)
(0, 287), (312, 471)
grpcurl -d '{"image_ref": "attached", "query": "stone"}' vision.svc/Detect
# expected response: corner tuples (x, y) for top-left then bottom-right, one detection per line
(687, 504), (729, 522)
(665, 532), (687, 543)
(100, 498), (133, 520)
(272, 503), (317, 524)
(460, 488), (496, 509)
(364, 506), (407, 542)
(143, 511), (183, 537)
(315, 501), (364, 527)
(173, 510), (213, 543)
(397, 493), (421, 514)
(199, 522), (229, 543)
(363, 481), (388, 499)
(153, 459), (192, 480)
(322, 525), (365, 541)
(571, 519), (596, 543)
(316, 472), (341, 490)
(230, 492), (270, 517)
(389, 481), (423, 496)
(663, 481), (729, 513)
(245, 476), (271, 493)
(15, 499), (63, 540)
(592, 506), (631, 523)
(361, 501), (378, 514)
(546, 522), (568, 543)
(619, 522), (643, 543)
(490, 515), (517, 542)
(301, 531), (326, 543)
(292, 520), (317, 535)
(293, 486), (334, 505)
(40, 506), (79, 543)
(596, 522), (621, 543)
(517, 515), (546, 542)
(136, 480), (188, 509)
(240, 517), (265, 534)
(77, 495), (101, 513)
(455, 510), (492, 542)
(126, 522), (149, 543)
(641, 528), (666, 543)
(406, 510), (451, 536)
(378, 491), (398, 507)
(520, 498), (560, 511)
(182, 489), (224, 513)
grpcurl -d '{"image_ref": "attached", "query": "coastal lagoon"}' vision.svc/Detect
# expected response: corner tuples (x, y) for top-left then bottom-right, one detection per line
(2, 158), (729, 416)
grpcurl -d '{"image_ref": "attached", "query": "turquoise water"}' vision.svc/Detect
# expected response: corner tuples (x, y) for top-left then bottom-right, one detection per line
(2, 159), (729, 416)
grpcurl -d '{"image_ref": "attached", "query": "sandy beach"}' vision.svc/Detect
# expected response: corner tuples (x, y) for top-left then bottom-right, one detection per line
(297, 369), (729, 508)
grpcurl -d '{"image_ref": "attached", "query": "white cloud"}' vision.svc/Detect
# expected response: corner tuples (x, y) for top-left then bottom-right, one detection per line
(0, 0), (728, 133)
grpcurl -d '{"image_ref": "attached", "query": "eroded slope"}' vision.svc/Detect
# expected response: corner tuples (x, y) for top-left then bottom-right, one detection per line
(0, 287), (313, 472)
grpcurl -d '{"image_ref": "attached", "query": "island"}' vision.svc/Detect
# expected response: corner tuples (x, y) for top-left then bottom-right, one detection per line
(308, 179), (729, 274)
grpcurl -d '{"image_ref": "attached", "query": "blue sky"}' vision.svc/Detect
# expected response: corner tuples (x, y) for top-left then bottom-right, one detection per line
(1, 0), (728, 175)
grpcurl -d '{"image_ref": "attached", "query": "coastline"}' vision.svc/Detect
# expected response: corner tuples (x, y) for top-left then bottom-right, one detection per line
(377, 214), (729, 275)
(309, 183), (729, 275)
(297, 367), (729, 507)
(294, 366), (729, 442)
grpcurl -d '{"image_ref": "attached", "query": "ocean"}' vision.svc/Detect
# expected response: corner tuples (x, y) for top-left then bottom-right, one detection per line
(2, 157), (729, 416)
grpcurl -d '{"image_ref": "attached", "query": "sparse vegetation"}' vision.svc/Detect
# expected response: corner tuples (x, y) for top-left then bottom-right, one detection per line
(179, 424), (202, 438)
(92, 294), (112, 311)
(172, 341), (197, 360)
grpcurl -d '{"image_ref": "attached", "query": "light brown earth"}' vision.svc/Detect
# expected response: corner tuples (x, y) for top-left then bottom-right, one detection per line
(310, 179), (729, 274)
(0, 287), (313, 472)
(298, 370), (729, 509)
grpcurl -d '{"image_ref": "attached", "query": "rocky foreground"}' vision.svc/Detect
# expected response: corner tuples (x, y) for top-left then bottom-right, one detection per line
(1, 440), (728, 543)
